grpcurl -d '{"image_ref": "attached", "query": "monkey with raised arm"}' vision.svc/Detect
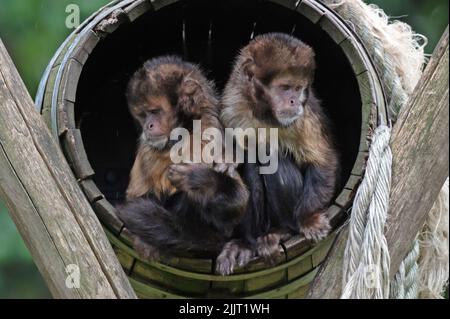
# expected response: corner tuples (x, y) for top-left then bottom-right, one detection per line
(217, 33), (339, 274)
(117, 56), (249, 259)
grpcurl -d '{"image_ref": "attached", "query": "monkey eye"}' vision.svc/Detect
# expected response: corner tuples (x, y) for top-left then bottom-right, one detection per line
(295, 86), (301, 92)
(148, 109), (160, 115)
(138, 111), (146, 119)
(280, 85), (291, 91)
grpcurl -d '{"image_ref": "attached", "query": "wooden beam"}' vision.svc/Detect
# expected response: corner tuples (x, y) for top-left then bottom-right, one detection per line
(0, 39), (136, 299)
(307, 26), (449, 298)
(386, 26), (449, 278)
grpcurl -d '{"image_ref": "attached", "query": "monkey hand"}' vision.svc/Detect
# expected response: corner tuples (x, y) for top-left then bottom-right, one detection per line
(167, 163), (219, 202)
(215, 240), (254, 276)
(298, 211), (331, 242)
(214, 162), (239, 179)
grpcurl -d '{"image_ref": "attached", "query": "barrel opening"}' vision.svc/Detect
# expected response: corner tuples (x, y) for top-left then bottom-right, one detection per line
(75, 0), (363, 204)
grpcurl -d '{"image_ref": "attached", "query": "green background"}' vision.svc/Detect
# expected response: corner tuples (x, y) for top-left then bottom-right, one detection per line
(0, 0), (448, 298)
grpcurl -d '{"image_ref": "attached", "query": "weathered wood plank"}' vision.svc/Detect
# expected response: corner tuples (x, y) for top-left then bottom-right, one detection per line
(94, 8), (129, 36)
(79, 179), (104, 203)
(150, 0), (179, 11)
(124, 0), (152, 22)
(297, 1), (325, 24)
(62, 129), (95, 180)
(94, 198), (123, 235)
(132, 261), (210, 295)
(0, 39), (136, 299)
(306, 227), (348, 298)
(386, 26), (449, 278)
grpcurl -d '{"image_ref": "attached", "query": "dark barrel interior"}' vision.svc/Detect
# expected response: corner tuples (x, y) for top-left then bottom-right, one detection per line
(75, 0), (361, 204)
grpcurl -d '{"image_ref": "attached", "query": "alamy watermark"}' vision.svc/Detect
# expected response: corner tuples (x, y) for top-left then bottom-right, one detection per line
(363, 264), (382, 289)
(65, 264), (80, 289)
(168, 120), (279, 174)
(65, 4), (80, 29)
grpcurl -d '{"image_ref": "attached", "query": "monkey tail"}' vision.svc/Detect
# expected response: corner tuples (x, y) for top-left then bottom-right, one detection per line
(116, 197), (226, 257)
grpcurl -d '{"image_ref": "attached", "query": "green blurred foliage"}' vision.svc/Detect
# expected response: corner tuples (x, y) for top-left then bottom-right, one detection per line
(0, 0), (448, 299)
(370, 0), (449, 54)
(0, 202), (52, 298)
(0, 0), (110, 97)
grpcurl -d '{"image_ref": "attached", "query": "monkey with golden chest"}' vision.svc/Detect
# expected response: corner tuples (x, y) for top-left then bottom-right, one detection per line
(117, 56), (249, 260)
(217, 33), (339, 274)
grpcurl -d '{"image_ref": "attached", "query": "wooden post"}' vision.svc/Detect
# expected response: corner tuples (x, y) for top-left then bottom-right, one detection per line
(0, 39), (136, 299)
(307, 27), (449, 298)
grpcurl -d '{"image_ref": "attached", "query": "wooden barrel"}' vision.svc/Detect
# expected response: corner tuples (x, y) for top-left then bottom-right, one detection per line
(36, 0), (387, 299)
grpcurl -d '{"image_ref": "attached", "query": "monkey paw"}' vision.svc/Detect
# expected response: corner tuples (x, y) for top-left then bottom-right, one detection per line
(168, 163), (217, 201)
(214, 162), (239, 178)
(215, 240), (254, 276)
(133, 237), (160, 261)
(299, 212), (331, 242)
(256, 233), (283, 264)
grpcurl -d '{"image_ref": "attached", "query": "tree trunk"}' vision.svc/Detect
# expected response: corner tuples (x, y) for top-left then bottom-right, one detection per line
(308, 26), (449, 299)
(0, 39), (136, 299)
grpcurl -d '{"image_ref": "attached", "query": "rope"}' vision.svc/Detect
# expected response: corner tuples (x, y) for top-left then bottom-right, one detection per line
(341, 125), (392, 299)
(390, 241), (420, 299)
(417, 179), (449, 299)
(323, 0), (426, 121)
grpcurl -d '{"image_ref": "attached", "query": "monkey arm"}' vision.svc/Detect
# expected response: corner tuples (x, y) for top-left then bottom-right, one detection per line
(295, 162), (336, 219)
(126, 152), (152, 200)
(167, 163), (249, 235)
(116, 197), (226, 256)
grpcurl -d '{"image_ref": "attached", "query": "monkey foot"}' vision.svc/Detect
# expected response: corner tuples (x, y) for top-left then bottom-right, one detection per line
(299, 213), (331, 242)
(256, 233), (282, 264)
(215, 240), (254, 276)
(133, 237), (160, 261)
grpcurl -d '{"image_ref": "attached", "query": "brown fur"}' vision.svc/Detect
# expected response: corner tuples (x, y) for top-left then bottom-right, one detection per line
(126, 145), (175, 199)
(222, 33), (336, 170)
(125, 56), (223, 200)
(118, 56), (250, 263)
(217, 33), (339, 273)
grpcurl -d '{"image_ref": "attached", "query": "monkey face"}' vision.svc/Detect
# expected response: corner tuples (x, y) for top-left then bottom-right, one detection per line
(134, 96), (176, 150)
(127, 57), (208, 151)
(240, 33), (316, 127)
(267, 75), (310, 126)
(246, 71), (311, 127)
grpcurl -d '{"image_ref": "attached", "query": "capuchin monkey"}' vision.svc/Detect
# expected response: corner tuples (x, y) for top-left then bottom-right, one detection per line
(216, 33), (339, 274)
(117, 56), (249, 260)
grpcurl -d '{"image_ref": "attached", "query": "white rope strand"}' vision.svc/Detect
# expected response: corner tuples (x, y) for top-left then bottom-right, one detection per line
(390, 240), (420, 299)
(342, 125), (392, 299)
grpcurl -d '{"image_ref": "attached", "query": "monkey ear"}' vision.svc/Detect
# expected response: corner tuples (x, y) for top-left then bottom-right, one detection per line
(179, 78), (202, 117)
(181, 78), (200, 95)
(294, 46), (316, 68)
(242, 58), (256, 81)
